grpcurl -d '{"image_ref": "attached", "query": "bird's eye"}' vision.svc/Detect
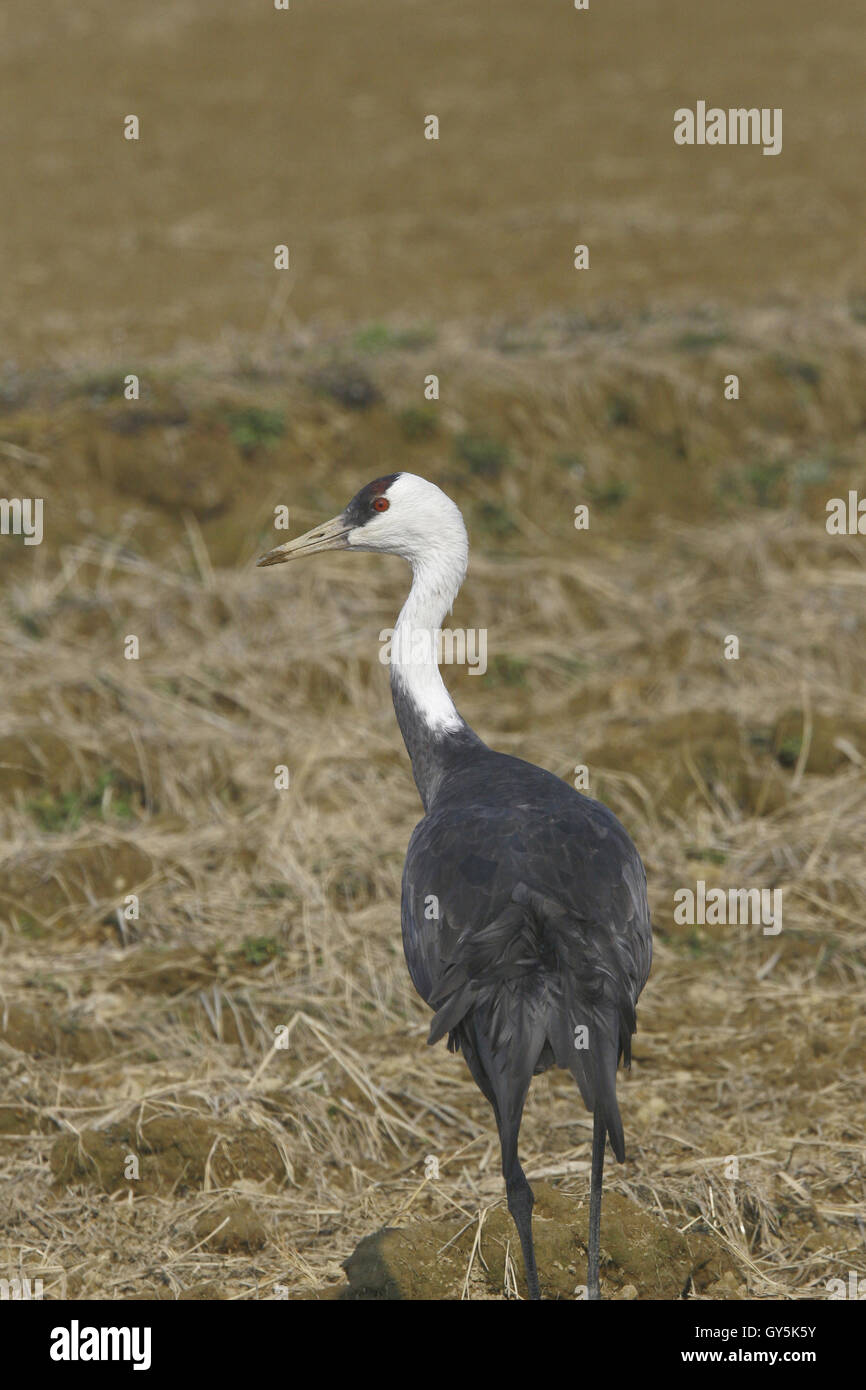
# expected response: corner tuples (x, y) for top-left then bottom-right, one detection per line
(373, 497), (390, 512)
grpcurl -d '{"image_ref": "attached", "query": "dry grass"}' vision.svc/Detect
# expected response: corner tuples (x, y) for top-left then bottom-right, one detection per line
(1, 305), (865, 1299)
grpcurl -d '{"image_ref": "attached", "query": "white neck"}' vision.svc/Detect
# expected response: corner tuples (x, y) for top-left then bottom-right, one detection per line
(390, 552), (464, 735)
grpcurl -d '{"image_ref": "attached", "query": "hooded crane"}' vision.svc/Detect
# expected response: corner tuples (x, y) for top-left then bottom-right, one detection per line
(258, 473), (652, 1300)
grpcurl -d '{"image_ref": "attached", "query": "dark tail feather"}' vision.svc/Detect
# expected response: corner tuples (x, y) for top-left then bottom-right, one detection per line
(511, 883), (632, 1162)
(426, 899), (534, 1047)
(426, 882), (635, 1162)
(574, 1025), (625, 1162)
(598, 1069), (625, 1163)
(548, 1004), (626, 1161)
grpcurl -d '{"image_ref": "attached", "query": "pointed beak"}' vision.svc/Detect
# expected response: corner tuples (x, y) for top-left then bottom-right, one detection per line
(256, 514), (351, 567)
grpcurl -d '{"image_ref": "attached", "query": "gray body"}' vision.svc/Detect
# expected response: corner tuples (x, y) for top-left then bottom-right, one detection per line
(397, 686), (652, 1172)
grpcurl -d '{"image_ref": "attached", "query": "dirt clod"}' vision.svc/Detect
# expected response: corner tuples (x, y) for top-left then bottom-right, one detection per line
(50, 1116), (286, 1196)
(194, 1200), (267, 1253)
(339, 1183), (741, 1300)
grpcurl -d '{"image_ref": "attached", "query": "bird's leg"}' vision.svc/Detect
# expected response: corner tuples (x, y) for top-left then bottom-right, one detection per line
(501, 1135), (540, 1300)
(587, 1104), (606, 1300)
(459, 1024), (540, 1298)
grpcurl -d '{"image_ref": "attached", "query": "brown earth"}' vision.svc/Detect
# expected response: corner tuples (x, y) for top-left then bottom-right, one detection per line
(339, 1183), (743, 1301)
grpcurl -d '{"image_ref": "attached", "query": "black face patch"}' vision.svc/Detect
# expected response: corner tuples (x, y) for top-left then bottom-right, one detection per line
(343, 474), (401, 527)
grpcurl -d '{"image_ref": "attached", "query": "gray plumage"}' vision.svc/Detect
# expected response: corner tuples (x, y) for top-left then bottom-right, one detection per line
(400, 730), (651, 1164)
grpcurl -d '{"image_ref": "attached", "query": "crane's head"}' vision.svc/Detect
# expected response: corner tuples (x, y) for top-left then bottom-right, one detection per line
(256, 473), (468, 579)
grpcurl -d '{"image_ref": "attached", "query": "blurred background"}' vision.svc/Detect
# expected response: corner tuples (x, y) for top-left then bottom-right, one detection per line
(0, 0), (864, 1299)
